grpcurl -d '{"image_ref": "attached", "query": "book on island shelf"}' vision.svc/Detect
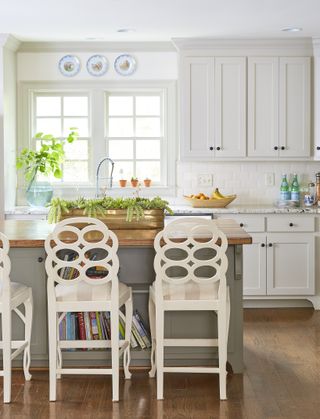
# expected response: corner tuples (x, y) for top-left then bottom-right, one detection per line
(58, 250), (151, 350)
(59, 309), (151, 350)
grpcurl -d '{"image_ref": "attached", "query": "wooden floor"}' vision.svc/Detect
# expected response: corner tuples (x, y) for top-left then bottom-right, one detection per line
(1, 308), (319, 418)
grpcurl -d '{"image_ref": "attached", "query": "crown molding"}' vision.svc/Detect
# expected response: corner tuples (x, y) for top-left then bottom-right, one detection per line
(312, 37), (320, 54)
(172, 37), (313, 56)
(0, 34), (21, 51)
(18, 41), (176, 53)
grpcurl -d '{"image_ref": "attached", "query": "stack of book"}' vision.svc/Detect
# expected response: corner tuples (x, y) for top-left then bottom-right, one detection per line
(58, 250), (151, 349)
(59, 310), (151, 349)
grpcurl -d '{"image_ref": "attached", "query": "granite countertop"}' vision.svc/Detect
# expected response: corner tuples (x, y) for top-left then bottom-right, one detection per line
(5, 204), (320, 216)
(169, 204), (319, 214)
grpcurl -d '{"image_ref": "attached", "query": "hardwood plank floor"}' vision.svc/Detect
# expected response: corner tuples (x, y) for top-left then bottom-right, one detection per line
(0, 308), (319, 418)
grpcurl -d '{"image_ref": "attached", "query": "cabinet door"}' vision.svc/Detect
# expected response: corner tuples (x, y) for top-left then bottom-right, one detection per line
(243, 233), (267, 296)
(267, 233), (314, 295)
(214, 57), (246, 158)
(248, 57), (279, 157)
(181, 57), (214, 159)
(279, 57), (311, 157)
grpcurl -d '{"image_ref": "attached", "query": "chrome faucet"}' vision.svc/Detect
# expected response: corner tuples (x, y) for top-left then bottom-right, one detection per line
(96, 157), (115, 197)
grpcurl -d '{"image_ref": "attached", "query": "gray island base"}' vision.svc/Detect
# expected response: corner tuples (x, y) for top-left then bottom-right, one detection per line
(1, 220), (251, 374)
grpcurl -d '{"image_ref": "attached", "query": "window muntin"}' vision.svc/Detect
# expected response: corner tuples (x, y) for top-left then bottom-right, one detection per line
(33, 93), (90, 183)
(106, 92), (164, 184)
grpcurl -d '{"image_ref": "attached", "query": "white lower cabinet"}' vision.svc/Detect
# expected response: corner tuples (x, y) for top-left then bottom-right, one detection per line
(216, 214), (316, 298)
(266, 233), (314, 295)
(242, 233), (267, 295)
(243, 232), (315, 296)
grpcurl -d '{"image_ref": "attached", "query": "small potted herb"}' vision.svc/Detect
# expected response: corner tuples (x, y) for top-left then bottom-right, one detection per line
(131, 176), (139, 187)
(143, 178), (152, 187)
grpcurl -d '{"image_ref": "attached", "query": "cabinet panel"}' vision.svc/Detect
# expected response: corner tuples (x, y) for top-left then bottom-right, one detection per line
(279, 57), (310, 157)
(221, 214), (265, 233)
(243, 233), (267, 295)
(267, 215), (315, 233)
(181, 57), (214, 159)
(267, 233), (314, 295)
(248, 57), (279, 157)
(214, 57), (246, 157)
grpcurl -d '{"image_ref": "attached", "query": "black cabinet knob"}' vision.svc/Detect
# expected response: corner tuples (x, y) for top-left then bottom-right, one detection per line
(274, 146), (278, 151)
(268, 243), (273, 247)
(239, 223), (244, 227)
(209, 146), (214, 151)
(261, 243), (265, 248)
(281, 146), (285, 150)
(38, 257), (44, 263)
(317, 146), (320, 150)
(216, 146), (221, 151)
(289, 222), (293, 227)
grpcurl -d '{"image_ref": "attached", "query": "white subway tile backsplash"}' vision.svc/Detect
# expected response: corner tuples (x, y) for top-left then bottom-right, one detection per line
(177, 161), (320, 204)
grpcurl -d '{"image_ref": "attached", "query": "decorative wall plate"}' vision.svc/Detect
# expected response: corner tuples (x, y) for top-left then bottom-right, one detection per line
(58, 55), (81, 77)
(86, 55), (108, 77)
(114, 54), (137, 76)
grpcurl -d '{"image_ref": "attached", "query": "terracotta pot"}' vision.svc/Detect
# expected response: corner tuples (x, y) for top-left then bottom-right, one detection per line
(144, 179), (152, 187)
(131, 179), (139, 187)
(119, 179), (127, 187)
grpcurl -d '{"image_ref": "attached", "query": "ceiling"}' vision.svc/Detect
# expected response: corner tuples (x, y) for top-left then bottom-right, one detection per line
(3, 0), (320, 42)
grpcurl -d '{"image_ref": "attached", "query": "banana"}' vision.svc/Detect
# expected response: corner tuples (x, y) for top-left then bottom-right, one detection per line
(212, 188), (226, 199)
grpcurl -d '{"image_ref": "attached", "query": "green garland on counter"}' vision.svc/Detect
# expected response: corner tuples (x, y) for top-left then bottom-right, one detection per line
(47, 196), (173, 224)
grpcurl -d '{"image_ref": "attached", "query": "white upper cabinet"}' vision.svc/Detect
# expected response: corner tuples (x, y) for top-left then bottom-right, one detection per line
(279, 57), (311, 157)
(248, 56), (310, 158)
(214, 57), (246, 158)
(181, 57), (214, 159)
(180, 46), (311, 161)
(181, 56), (246, 160)
(248, 57), (279, 157)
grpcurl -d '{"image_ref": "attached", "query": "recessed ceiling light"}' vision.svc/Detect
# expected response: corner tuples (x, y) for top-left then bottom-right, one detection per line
(85, 37), (105, 41)
(117, 28), (136, 33)
(281, 27), (303, 32)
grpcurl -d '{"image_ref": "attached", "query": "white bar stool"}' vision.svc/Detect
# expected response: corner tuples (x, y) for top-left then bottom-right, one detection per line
(0, 232), (33, 403)
(45, 217), (133, 402)
(148, 218), (230, 400)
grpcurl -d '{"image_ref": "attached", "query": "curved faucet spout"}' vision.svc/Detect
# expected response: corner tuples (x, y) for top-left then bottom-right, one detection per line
(96, 157), (115, 197)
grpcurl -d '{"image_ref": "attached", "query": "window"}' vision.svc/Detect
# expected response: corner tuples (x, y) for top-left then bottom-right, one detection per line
(21, 81), (176, 195)
(105, 92), (165, 184)
(33, 93), (90, 183)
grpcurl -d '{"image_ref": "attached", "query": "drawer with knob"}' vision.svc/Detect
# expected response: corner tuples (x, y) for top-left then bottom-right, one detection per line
(266, 216), (315, 232)
(215, 214), (265, 232)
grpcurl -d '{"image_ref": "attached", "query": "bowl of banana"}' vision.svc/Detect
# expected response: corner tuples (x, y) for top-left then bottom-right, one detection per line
(184, 189), (236, 208)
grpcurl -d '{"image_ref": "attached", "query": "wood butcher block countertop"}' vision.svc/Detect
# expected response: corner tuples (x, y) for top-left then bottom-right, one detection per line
(0, 219), (252, 248)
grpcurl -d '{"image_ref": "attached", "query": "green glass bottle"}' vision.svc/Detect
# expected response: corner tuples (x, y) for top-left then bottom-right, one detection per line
(291, 174), (300, 202)
(280, 174), (290, 200)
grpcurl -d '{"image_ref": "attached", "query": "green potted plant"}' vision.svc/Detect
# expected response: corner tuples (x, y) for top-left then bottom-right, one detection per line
(131, 176), (139, 187)
(16, 128), (78, 206)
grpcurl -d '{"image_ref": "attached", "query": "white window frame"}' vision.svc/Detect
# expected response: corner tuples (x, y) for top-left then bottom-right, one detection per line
(18, 81), (177, 202)
(105, 89), (166, 186)
(31, 91), (91, 184)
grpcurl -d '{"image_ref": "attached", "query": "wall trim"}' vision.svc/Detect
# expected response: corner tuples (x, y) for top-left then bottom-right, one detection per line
(18, 41), (176, 53)
(0, 34), (20, 51)
(173, 37), (313, 56)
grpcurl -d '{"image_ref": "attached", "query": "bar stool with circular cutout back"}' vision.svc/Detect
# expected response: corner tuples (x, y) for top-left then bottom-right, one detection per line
(0, 232), (33, 403)
(148, 218), (230, 400)
(45, 217), (133, 402)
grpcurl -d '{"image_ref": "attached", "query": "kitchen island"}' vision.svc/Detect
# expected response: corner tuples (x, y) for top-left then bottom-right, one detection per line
(1, 219), (251, 373)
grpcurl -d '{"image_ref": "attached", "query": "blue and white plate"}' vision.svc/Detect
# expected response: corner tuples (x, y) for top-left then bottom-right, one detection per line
(58, 55), (81, 77)
(87, 55), (108, 77)
(114, 54), (137, 76)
